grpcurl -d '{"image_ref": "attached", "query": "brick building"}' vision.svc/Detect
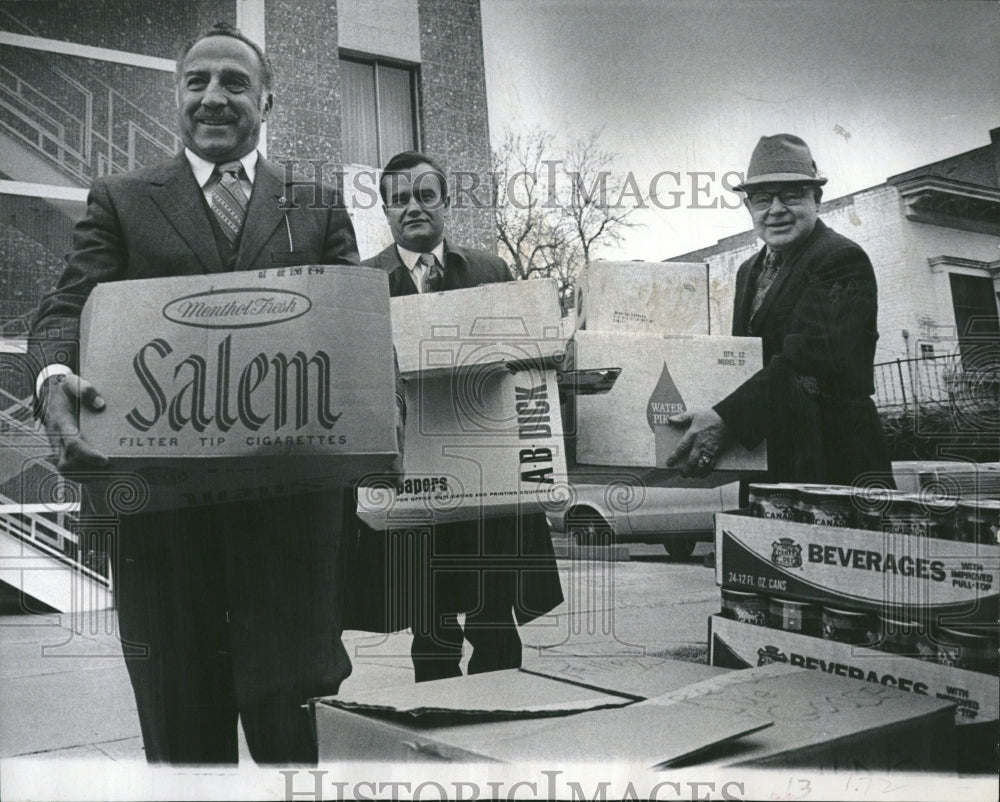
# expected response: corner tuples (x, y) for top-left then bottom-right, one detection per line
(0, 0), (494, 336)
(667, 128), (1000, 399)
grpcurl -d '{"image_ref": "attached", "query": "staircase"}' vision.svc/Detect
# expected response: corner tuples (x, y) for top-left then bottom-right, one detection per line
(0, 349), (112, 612)
(0, 17), (182, 613)
(0, 39), (181, 186)
(0, 491), (112, 613)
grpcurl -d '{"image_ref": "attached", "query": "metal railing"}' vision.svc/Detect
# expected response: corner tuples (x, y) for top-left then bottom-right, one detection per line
(0, 50), (180, 185)
(874, 353), (998, 413)
(0, 491), (109, 586)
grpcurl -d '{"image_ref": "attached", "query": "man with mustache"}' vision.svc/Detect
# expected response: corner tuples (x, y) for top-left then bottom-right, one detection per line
(667, 134), (893, 494)
(29, 22), (395, 764)
(355, 151), (564, 682)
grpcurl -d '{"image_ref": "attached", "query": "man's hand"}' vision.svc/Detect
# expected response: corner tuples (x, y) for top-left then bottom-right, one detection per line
(39, 373), (109, 473)
(666, 408), (730, 478)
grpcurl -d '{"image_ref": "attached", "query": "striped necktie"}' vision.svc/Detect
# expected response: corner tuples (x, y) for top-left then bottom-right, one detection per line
(418, 252), (443, 293)
(750, 250), (783, 319)
(211, 160), (249, 244)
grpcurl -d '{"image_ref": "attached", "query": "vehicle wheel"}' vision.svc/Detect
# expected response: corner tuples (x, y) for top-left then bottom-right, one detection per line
(567, 508), (614, 547)
(664, 534), (698, 561)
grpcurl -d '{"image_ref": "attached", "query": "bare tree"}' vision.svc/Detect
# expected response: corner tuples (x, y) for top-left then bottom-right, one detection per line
(492, 129), (570, 281)
(558, 128), (645, 269)
(491, 126), (643, 314)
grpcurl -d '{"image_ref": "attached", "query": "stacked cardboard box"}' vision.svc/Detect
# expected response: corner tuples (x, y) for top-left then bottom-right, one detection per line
(357, 279), (569, 524)
(575, 260), (710, 335)
(315, 662), (956, 770)
(564, 260), (766, 485)
(570, 331), (766, 477)
(79, 266), (398, 511)
(710, 501), (1000, 738)
(390, 278), (566, 378)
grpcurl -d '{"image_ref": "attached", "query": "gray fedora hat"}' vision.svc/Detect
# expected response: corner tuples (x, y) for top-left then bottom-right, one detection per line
(734, 133), (828, 192)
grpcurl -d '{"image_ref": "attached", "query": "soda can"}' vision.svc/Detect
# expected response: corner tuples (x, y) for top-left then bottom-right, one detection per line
(921, 495), (959, 541)
(956, 499), (1000, 545)
(883, 494), (930, 538)
(935, 628), (999, 676)
(748, 483), (798, 522)
(850, 485), (900, 532)
(798, 486), (854, 528)
(769, 597), (820, 636)
(720, 589), (769, 627)
(821, 606), (878, 645)
(877, 615), (936, 661)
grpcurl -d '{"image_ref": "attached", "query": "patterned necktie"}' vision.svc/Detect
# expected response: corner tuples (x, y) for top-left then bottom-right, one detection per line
(418, 252), (443, 293)
(750, 250), (783, 319)
(211, 160), (248, 244)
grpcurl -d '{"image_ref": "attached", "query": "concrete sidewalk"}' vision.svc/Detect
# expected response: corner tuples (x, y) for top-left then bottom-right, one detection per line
(0, 542), (718, 766)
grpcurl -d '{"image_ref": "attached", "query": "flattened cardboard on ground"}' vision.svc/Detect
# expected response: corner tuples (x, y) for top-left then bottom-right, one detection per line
(78, 266), (397, 511)
(575, 260), (710, 335)
(519, 655), (727, 700)
(715, 512), (1000, 625)
(571, 330), (766, 472)
(313, 666), (772, 766)
(708, 615), (999, 726)
(390, 278), (566, 378)
(314, 669), (635, 763)
(663, 654), (959, 770)
(356, 367), (566, 526)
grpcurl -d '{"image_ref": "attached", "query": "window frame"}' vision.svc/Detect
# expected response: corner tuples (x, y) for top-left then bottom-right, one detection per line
(339, 49), (420, 167)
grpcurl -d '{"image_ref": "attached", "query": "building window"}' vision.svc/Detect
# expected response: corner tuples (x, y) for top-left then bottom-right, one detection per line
(340, 53), (418, 168)
(920, 344), (935, 358)
(948, 273), (999, 372)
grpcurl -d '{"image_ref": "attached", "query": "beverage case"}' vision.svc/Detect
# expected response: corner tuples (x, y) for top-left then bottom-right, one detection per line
(715, 512), (1000, 625)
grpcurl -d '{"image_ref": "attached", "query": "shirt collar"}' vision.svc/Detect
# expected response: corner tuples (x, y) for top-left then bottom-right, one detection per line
(184, 148), (259, 188)
(396, 241), (445, 272)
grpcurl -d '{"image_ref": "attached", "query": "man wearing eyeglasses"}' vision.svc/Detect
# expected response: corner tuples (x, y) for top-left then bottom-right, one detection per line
(668, 134), (893, 493)
(353, 151), (564, 682)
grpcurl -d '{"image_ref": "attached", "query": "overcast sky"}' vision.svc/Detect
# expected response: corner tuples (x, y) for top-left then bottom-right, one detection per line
(480, 0), (1000, 260)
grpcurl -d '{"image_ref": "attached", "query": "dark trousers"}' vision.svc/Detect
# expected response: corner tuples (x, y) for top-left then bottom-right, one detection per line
(410, 600), (523, 683)
(113, 494), (350, 765)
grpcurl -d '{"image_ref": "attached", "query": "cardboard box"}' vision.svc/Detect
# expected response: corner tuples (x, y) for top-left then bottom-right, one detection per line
(715, 512), (1000, 625)
(708, 614), (999, 727)
(316, 660), (957, 771)
(570, 331), (766, 473)
(356, 367), (567, 526)
(664, 656), (957, 769)
(892, 460), (1000, 498)
(79, 266), (397, 511)
(390, 278), (566, 378)
(314, 666), (771, 767)
(575, 260), (710, 335)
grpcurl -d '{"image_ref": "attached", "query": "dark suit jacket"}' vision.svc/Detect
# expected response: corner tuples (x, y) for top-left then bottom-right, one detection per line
(365, 239), (512, 294)
(714, 219), (892, 485)
(345, 241), (564, 630)
(31, 152), (357, 368)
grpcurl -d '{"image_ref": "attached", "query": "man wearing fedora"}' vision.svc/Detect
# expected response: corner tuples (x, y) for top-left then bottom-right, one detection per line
(667, 134), (894, 492)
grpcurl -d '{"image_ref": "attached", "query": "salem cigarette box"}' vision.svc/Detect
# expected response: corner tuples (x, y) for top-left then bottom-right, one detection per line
(78, 266), (397, 511)
(575, 260), (710, 335)
(356, 367), (567, 526)
(571, 330), (766, 472)
(715, 512), (1000, 625)
(708, 615), (999, 726)
(390, 278), (566, 378)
